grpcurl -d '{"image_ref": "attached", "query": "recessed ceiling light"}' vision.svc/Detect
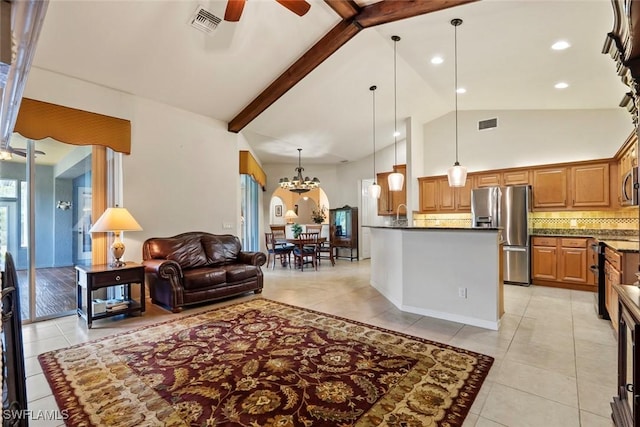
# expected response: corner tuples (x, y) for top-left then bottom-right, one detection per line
(456, 87), (466, 94)
(431, 56), (444, 65)
(551, 40), (570, 50)
(554, 82), (569, 89)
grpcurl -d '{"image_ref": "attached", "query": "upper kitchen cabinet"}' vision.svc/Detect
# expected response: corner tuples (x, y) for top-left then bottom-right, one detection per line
(532, 167), (568, 209)
(418, 176), (470, 212)
(475, 172), (501, 188)
(503, 170), (529, 186)
(616, 132), (637, 207)
(377, 164), (407, 216)
(570, 162), (611, 208)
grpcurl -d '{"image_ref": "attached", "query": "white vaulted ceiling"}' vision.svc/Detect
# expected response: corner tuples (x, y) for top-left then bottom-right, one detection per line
(29, 0), (629, 165)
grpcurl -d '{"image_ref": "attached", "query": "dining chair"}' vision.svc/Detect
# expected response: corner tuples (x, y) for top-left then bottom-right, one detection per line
(264, 232), (292, 269)
(318, 224), (336, 266)
(292, 232), (319, 271)
(270, 225), (287, 240)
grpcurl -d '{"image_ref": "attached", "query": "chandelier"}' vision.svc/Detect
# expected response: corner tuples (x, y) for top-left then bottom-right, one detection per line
(279, 148), (320, 194)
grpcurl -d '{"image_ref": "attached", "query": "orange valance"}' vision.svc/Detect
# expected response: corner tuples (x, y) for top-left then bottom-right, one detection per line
(239, 150), (266, 190)
(14, 98), (131, 154)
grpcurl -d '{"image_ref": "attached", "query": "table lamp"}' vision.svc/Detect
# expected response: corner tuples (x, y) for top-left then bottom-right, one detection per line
(90, 206), (142, 267)
(284, 209), (298, 224)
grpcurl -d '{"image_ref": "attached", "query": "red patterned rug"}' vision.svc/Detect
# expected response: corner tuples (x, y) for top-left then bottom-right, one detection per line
(38, 298), (493, 426)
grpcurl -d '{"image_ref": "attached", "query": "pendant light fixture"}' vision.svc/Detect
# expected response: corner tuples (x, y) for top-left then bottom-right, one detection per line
(387, 35), (404, 192)
(278, 148), (320, 194)
(447, 18), (468, 188)
(369, 85), (381, 199)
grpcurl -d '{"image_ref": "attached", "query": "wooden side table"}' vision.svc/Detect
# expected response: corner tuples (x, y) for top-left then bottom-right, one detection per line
(75, 262), (145, 328)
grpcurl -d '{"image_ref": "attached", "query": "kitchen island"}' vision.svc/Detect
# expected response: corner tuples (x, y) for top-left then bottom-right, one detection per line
(366, 226), (503, 330)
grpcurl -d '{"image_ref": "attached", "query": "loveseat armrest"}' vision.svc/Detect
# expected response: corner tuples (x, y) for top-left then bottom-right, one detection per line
(237, 251), (267, 267)
(142, 259), (183, 279)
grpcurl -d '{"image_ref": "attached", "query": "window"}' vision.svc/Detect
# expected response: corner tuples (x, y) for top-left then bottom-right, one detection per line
(241, 174), (259, 251)
(0, 179), (17, 198)
(20, 181), (26, 247)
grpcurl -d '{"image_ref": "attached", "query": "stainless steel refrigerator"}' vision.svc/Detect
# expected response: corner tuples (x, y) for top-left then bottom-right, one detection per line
(471, 185), (531, 286)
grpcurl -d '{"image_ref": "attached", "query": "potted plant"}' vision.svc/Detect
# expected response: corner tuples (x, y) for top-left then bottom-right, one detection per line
(292, 223), (303, 238)
(311, 206), (327, 224)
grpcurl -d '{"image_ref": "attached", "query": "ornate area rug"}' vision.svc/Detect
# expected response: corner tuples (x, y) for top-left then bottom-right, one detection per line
(38, 298), (494, 427)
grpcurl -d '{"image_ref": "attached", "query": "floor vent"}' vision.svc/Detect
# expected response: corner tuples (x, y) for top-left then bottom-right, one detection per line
(190, 6), (221, 33)
(478, 117), (498, 131)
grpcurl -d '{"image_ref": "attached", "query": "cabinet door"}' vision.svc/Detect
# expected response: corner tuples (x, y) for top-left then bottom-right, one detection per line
(532, 167), (568, 208)
(571, 163), (610, 207)
(532, 245), (557, 281)
(391, 164), (407, 213)
(456, 177), (472, 211)
(419, 178), (438, 212)
(475, 173), (501, 188)
(558, 247), (588, 283)
(438, 178), (456, 211)
(503, 170), (529, 186)
(377, 172), (392, 215)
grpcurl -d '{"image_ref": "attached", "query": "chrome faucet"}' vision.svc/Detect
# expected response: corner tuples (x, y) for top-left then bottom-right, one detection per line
(396, 203), (408, 224)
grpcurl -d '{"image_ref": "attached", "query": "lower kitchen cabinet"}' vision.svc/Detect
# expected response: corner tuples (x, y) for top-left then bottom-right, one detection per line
(612, 285), (640, 427)
(604, 245), (639, 332)
(532, 236), (594, 291)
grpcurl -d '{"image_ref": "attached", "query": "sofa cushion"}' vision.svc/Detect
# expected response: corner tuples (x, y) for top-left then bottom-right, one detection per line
(182, 267), (226, 291)
(147, 236), (208, 269)
(202, 234), (241, 266)
(224, 264), (260, 283)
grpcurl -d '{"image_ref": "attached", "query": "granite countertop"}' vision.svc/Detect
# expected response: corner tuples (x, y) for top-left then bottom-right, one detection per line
(364, 225), (502, 231)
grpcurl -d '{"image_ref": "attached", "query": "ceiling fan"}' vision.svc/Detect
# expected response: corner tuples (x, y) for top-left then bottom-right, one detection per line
(0, 146), (45, 160)
(224, 0), (311, 22)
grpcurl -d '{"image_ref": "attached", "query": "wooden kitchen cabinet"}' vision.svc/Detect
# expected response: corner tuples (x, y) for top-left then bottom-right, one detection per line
(558, 238), (588, 284)
(532, 236), (593, 291)
(475, 172), (501, 188)
(377, 165), (406, 216)
(570, 162), (610, 208)
(603, 245), (640, 331)
(532, 238), (558, 281)
(418, 176), (470, 212)
(503, 170), (530, 186)
(532, 167), (568, 209)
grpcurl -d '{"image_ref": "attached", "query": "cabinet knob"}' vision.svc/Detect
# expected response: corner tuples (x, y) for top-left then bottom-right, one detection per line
(626, 383), (634, 393)
(115, 275), (121, 281)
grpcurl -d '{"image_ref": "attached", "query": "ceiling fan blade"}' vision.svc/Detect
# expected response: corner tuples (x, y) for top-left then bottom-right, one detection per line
(10, 148), (45, 156)
(224, 0), (246, 22)
(276, 0), (310, 17)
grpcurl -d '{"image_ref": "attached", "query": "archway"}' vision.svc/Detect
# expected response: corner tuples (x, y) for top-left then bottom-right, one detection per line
(269, 187), (330, 225)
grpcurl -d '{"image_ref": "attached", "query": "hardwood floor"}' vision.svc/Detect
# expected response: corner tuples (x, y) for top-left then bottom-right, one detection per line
(16, 266), (76, 320)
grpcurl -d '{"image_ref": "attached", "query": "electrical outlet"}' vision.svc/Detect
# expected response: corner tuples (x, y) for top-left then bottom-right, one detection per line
(223, 222), (233, 229)
(458, 287), (467, 298)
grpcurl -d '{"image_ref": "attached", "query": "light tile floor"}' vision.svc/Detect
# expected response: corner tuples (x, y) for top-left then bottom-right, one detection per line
(22, 259), (616, 426)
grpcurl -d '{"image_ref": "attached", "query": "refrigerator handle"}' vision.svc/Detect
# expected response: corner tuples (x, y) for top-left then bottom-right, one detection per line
(503, 246), (527, 252)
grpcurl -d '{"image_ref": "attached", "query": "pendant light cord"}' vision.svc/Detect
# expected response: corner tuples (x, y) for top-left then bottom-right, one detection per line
(453, 19), (461, 165)
(371, 85), (377, 182)
(393, 36), (399, 166)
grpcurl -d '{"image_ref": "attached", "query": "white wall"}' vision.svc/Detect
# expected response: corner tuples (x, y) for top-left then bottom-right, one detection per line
(25, 68), (242, 263)
(423, 108), (633, 176)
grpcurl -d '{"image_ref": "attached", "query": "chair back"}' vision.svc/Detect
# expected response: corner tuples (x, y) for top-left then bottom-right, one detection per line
(264, 232), (277, 250)
(306, 224), (322, 234)
(299, 232), (319, 242)
(270, 225), (286, 240)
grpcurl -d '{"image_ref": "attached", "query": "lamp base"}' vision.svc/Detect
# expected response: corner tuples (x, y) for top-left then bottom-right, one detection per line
(109, 260), (126, 268)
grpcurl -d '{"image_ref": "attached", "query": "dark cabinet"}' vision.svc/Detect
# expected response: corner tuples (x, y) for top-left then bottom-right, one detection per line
(330, 205), (358, 261)
(613, 285), (640, 427)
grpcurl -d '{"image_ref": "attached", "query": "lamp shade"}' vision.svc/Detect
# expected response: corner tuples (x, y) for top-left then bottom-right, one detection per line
(89, 207), (142, 233)
(369, 183), (381, 199)
(447, 163), (468, 187)
(387, 172), (404, 192)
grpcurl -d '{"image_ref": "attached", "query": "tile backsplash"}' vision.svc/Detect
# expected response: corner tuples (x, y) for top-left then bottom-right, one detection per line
(413, 207), (639, 234)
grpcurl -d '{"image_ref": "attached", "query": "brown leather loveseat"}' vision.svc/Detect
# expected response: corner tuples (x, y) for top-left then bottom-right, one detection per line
(142, 232), (266, 312)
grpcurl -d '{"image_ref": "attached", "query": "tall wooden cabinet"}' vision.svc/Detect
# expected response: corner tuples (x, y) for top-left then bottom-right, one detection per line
(330, 205), (358, 261)
(377, 164), (406, 216)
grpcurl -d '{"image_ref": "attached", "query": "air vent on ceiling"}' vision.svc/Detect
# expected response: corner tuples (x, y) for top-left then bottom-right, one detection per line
(190, 6), (221, 33)
(478, 117), (498, 131)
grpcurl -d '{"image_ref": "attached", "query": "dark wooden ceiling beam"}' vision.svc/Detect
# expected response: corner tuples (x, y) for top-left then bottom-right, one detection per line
(228, 19), (361, 133)
(228, 0), (479, 133)
(356, 0), (477, 28)
(324, 0), (360, 20)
